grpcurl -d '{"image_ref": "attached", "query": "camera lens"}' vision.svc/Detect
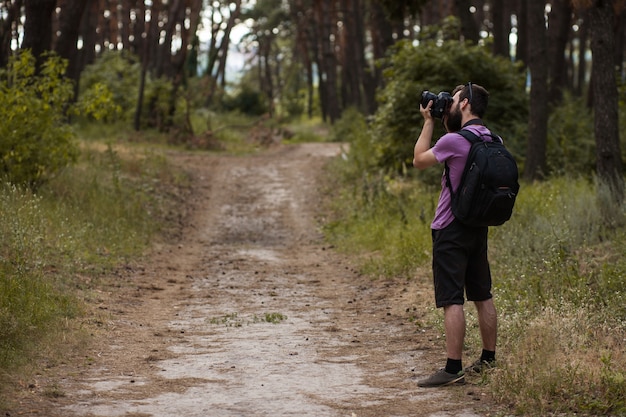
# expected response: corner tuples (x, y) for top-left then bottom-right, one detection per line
(421, 91), (437, 109)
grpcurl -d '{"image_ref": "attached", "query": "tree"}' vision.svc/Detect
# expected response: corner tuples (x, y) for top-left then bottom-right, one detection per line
(547, 0), (573, 104)
(0, 0), (23, 68)
(0, 51), (79, 189)
(585, 0), (624, 203)
(315, 0), (341, 123)
(203, 0), (243, 105)
(524, 0), (549, 181)
(455, 0), (480, 43)
(53, 0), (91, 87)
(22, 0), (56, 69)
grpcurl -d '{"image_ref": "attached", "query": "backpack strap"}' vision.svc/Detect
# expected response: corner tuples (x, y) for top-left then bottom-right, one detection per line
(457, 128), (503, 144)
(443, 128), (502, 193)
(444, 129), (478, 193)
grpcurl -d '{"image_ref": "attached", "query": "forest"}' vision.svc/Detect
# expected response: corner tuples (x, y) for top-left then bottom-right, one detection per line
(0, 0), (624, 190)
(1, 0), (626, 415)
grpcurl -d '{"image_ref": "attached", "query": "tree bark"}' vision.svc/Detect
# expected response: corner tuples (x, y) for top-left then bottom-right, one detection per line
(547, 0), (573, 104)
(22, 0), (57, 67)
(491, 0), (510, 57)
(314, 0), (340, 123)
(524, 0), (549, 181)
(515, 0), (528, 63)
(454, 0), (480, 43)
(54, 0), (90, 86)
(291, 0), (315, 118)
(588, 0), (624, 202)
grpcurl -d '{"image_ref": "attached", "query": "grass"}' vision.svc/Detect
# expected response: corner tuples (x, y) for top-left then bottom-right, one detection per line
(323, 142), (626, 415)
(209, 312), (288, 326)
(0, 126), (191, 403)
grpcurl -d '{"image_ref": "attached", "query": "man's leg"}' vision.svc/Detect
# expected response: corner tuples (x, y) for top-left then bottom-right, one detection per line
(417, 304), (466, 387)
(474, 298), (497, 352)
(463, 298), (497, 373)
(444, 304), (465, 361)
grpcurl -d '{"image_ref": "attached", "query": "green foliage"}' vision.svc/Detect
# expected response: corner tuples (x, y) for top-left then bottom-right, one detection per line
(324, 111), (436, 277)
(489, 177), (626, 414)
(0, 185), (78, 366)
(75, 82), (123, 122)
(0, 51), (79, 190)
(371, 36), (527, 173)
(78, 50), (175, 130)
(0, 138), (188, 374)
(546, 92), (595, 176)
(328, 108), (380, 177)
(262, 312), (287, 324)
(324, 147), (626, 414)
(222, 84), (269, 116)
(283, 117), (329, 143)
(79, 50), (141, 120)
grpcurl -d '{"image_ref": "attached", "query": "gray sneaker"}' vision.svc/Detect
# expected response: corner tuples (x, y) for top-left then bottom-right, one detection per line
(417, 368), (465, 387)
(464, 359), (496, 374)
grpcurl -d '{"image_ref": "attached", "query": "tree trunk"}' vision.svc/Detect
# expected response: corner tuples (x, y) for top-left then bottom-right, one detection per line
(215, 0), (241, 88)
(315, 0), (340, 123)
(588, 0), (624, 202)
(524, 0), (549, 181)
(22, 0), (57, 67)
(54, 0), (90, 87)
(368, 0), (393, 111)
(454, 0), (480, 43)
(576, 9), (588, 96)
(339, 0), (363, 111)
(515, 0), (528, 63)
(547, 0), (572, 104)
(491, 0), (510, 57)
(291, 0), (315, 118)
(0, 0), (23, 68)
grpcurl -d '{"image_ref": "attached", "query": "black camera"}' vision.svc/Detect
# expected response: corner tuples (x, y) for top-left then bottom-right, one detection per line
(421, 91), (452, 118)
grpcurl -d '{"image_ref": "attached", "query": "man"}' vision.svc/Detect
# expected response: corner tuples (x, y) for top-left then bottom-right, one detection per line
(413, 83), (497, 387)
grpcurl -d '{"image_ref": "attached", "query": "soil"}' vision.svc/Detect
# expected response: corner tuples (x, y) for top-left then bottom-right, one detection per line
(6, 142), (495, 417)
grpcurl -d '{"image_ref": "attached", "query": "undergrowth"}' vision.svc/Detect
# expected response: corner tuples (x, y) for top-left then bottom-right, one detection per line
(0, 135), (189, 397)
(323, 113), (626, 416)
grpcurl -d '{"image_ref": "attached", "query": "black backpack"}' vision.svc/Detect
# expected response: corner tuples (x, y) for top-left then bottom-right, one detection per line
(445, 129), (520, 227)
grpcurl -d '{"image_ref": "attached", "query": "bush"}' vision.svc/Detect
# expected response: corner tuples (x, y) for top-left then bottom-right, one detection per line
(324, 152), (626, 414)
(370, 21), (528, 174)
(222, 84), (269, 116)
(78, 50), (175, 130)
(546, 92), (595, 176)
(79, 50), (141, 120)
(0, 138), (189, 377)
(0, 184), (78, 367)
(0, 51), (79, 190)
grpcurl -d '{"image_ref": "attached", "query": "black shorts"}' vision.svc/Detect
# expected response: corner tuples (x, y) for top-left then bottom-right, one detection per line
(431, 220), (492, 308)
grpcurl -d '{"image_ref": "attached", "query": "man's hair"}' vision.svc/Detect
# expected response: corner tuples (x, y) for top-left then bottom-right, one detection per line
(452, 83), (489, 118)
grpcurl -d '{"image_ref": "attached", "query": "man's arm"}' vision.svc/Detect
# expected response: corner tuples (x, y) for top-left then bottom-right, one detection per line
(413, 103), (439, 170)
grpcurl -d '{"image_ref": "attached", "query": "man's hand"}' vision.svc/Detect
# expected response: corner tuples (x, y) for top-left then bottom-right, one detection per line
(413, 100), (438, 170)
(420, 100), (434, 122)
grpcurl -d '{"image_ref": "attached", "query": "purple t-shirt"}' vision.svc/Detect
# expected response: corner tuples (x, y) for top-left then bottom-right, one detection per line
(430, 125), (493, 230)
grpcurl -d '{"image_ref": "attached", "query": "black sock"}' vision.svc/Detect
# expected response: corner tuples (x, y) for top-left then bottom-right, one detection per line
(480, 349), (496, 363)
(445, 358), (462, 374)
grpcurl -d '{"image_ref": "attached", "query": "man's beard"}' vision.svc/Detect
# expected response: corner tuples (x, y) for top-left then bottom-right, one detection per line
(445, 104), (462, 132)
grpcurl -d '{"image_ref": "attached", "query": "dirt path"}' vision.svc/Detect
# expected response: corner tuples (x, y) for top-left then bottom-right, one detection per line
(14, 143), (490, 416)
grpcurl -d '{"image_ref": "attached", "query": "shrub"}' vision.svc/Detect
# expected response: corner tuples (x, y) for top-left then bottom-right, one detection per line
(371, 23), (528, 174)
(78, 50), (141, 120)
(222, 84), (269, 116)
(0, 51), (79, 190)
(78, 50), (175, 130)
(546, 92), (595, 176)
(324, 137), (626, 414)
